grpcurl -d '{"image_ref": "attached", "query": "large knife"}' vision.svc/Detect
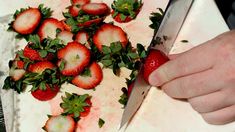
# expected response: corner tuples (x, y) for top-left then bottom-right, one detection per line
(119, 0), (194, 129)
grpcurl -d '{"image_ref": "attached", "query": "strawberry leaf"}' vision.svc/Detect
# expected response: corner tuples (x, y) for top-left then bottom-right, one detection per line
(98, 118), (105, 128)
(38, 4), (53, 19)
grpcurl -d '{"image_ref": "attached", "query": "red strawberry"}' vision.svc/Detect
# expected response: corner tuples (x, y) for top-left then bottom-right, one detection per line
(71, 0), (90, 5)
(23, 45), (54, 61)
(93, 23), (128, 51)
(31, 84), (59, 101)
(57, 30), (74, 45)
(143, 49), (169, 84)
(44, 115), (75, 132)
(13, 8), (41, 34)
(15, 60), (25, 69)
(80, 98), (92, 117)
(81, 3), (110, 15)
(75, 31), (89, 46)
(113, 13), (133, 23)
(69, 5), (81, 17)
(127, 82), (134, 97)
(77, 17), (104, 27)
(61, 19), (71, 31)
(57, 41), (91, 76)
(72, 62), (103, 89)
(38, 18), (64, 40)
(9, 68), (26, 81)
(28, 61), (55, 73)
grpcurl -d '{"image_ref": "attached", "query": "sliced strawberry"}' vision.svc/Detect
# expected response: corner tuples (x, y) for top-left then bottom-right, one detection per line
(80, 98), (92, 117)
(75, 31), (89, 46)
(61, 19), (71, 31)
(31, 84), (59, 101)
(81, 3), (110, 15)
(23, 45), (54, 61)
(143, 49), (169, 84)
(44, 115), (75, 132)
(57, 30), (74, 45)
(69, 5), (81, 17)
(13, 8), (41, 34)
(72, 62), (103, 89)
(9, 68), (26, 81)
(77, 17), (103, 27)
(71, 0), (90, 5)
(28, 61), (55, 73)
(57, 41), (91, 76)
(93, 23), (128, 51)
(38, 18), (64, 40)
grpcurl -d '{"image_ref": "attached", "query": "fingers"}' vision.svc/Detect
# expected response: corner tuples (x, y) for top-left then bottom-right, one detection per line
(201, 105), (235, 125)
(188, 87), (235, 113)
(162, 69), (224, 99)
(149, 39), (216, 86)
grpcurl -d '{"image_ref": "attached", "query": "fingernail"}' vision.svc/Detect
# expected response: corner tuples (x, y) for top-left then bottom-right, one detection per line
(148, 70), (161, 86)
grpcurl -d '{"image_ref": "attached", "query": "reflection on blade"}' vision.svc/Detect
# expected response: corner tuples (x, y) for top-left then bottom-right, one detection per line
(119, 0), (194, 130)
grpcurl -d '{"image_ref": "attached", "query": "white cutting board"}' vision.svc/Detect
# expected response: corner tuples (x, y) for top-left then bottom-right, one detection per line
(0, 0), (234, 132)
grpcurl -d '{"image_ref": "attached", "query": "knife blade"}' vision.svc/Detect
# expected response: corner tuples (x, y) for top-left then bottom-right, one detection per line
(119, 0), (194, 129)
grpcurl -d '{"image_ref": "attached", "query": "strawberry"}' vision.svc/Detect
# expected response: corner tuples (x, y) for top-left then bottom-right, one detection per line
(143, 49), (169, 84)
(44, 115), (75, 132)
(75, 31), (89, 46)
(71, 0), (90, 6)
(28, 61), (55, 73)
(72, 62), (103, 89)
(69, 5), (81, 17)
(12, 8), (41, 34)
(77, 17), (104, 27)
(15, 60), (25, 69)
(57, 30), (74, 45)
(81, 3), (110, 15)
(23, 45), (54, 61)
(93, 23), (128, 51)
(80, 98), (92, 117)
(38, 18), (64, 40)
(9, 68), (26, 81)
(31, 84), (60, 101)
(60, 19), (71, 31)
(57, 41), (91, 76)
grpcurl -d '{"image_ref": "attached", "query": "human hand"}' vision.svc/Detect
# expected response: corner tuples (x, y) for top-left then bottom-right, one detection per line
(148, 30), (235, 125)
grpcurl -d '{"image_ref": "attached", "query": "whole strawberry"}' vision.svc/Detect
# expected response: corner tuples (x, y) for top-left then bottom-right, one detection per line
(143, 49), (169, 84)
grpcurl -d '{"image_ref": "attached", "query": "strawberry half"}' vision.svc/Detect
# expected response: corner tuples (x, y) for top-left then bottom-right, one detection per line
(77, 17), (104, 27)
(38, 18), (64, 40)
(93, 23), (128, 51)
(72, 62), (103, 89)
(75, 31), (89, 46)
(31, 84), (60, 101)
(13, 8), (41, 34)
(69, 5), (81, 17)
(71, 0), (90, 6)
(23, 44), (54, 61)
(28, 61), (55, 73)
(57, 41), (91, 76)
(57, 30), (74, 45)
(44, 115), (75, 132)
(81, 3), (110, 15)
(143, 49), (169, 84)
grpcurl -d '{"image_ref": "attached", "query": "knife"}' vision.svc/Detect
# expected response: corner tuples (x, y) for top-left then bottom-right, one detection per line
(119, 0), (194, 130)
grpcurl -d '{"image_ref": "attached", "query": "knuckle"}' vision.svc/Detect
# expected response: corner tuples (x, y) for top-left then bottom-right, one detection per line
(189, 98), (209, 113)
(177, 80), (191, 98)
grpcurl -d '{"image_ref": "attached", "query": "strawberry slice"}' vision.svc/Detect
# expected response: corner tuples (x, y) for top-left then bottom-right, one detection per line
(38, 18), (64, 40)
(28, 61), (55, 73)
(143, 49), (169, 84)
(71, 0), (90, 5)
(31, 84), (59, 101)
(60, 19), (71, 31)
(69, 5), (81, 17)
(93, 23), (128, 51)
(57, 41), (91, 76)
(57, 30), (74, 45)
(75, 31), (89, 46)
(72, 62), (103, 89)
(44, 115), (75, 132)
(81, 3), (110, 15)
(77, 17), (104, 27)
(13, 8), (41, 34)
(23, 45), (54, 61)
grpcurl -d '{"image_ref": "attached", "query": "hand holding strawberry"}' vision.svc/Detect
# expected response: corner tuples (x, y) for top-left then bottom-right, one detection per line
(148, 30), (235, 125)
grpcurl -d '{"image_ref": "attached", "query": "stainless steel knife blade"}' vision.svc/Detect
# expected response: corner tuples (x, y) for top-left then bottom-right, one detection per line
(119, 0), (194, 129)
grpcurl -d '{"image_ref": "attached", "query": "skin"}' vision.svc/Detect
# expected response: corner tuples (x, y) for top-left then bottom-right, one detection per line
(149, 30), (235, 125)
